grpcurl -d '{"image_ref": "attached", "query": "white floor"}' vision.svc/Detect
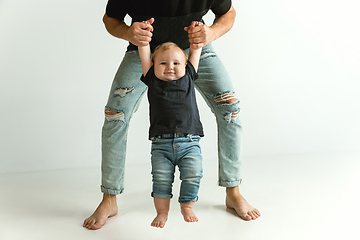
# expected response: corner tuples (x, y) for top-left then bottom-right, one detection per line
(1, 152), (360, 240)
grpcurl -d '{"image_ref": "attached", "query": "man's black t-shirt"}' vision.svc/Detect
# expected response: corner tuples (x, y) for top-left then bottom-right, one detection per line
(141, 62), (204, 139)
(105, 0), (232, 52)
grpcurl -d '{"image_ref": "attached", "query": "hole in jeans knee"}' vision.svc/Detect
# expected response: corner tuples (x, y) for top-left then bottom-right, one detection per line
(114, 87), (135, 97)
(224, 110), (240, 123)
(214, 91), (239, 105)
(105, 108), (125, 122)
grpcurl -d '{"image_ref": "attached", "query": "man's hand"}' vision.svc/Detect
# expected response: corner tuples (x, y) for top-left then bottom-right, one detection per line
(126, 18), (155, 46)
(185, 21), (203, 71)
(184, 5), (236, 49)
(184, 21), (214, 49)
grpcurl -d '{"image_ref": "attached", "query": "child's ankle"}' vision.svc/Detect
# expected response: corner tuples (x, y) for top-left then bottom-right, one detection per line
(180, 201), (195, 209)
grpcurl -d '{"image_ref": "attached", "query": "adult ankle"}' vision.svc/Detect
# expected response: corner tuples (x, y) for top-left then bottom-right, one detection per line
(226, 186), (239, 194)
(102, 193), (117, 203)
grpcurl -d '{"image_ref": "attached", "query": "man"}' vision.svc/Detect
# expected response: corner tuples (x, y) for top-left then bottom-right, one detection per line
(83, 0), (260, 230)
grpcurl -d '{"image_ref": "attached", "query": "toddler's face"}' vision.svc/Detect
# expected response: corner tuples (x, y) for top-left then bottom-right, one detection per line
(153, 48), (187, 81)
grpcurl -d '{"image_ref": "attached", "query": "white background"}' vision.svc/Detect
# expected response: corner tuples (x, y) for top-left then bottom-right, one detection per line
(1, 0), (360, 174)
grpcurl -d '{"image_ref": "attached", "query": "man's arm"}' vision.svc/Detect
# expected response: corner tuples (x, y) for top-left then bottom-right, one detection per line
(185, 4), (236, 49)
(103, 14), (154, 47)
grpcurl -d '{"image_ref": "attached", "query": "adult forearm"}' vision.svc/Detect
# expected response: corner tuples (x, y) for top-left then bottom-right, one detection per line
(210, 5), (236, 42)
(103, 14), (154, 47)
(103, 14), (131, 41)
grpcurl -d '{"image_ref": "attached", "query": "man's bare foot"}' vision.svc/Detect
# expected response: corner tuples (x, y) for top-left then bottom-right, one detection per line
(151, 198), (170, 228)
(180, 202), (198, 223)
(226, 186), (261, 221)
(83, 194), (118, 230)
(151, 212), (168, 228)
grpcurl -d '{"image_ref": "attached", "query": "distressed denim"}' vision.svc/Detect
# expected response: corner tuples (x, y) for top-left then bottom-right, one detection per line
(101, 44), (242, 195)
(150, 133), (202, 203)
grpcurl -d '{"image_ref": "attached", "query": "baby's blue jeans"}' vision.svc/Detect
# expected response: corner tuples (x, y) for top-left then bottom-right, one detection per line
(150, 133), (202, 203)
(101, 44), (242, 195)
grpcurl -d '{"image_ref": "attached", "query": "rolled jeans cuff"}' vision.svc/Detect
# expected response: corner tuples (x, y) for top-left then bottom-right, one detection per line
(151, 192), (173, 199)
(101, 185), (124, 195)
(179, 196), (198, 204)
(218, 179), (242, 188)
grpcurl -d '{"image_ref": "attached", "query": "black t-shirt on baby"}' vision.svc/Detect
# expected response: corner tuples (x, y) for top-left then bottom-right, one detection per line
(141, 62), (204, 139)
(105, 0), (232, 52)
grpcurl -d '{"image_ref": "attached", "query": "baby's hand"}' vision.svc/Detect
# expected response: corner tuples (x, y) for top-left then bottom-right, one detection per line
(142, 18), (155, 32)
(184, 21), (203, 31)
(191, 21), (203, 27)
(129, 18), (154, 46)
(184, 21), (207, 49)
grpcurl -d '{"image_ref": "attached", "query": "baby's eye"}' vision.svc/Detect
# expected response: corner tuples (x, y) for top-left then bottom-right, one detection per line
(160, 62), (166, 65)
(174, 62), (180, 65)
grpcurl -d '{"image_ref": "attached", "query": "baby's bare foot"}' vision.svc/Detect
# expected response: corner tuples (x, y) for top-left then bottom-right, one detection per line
(83, 194), (118, 230)
(180, 202), (198, 223)
(226, 186), (261, 221)
(151, 212), (168, 228)
(151, 198), (170, 228)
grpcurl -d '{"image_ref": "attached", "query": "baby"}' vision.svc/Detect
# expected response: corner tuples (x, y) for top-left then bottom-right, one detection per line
(138, 19), (204, 228)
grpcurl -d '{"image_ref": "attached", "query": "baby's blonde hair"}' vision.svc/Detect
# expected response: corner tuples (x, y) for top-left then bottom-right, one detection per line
(152, 42), (189, 62)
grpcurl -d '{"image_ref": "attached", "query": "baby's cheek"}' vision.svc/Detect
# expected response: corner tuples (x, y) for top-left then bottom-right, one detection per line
(177, 67), (186, 78)
(154, 67), (163, 78)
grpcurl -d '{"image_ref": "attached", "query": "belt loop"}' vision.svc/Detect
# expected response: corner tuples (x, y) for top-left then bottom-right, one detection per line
(188, 134), (193, 141)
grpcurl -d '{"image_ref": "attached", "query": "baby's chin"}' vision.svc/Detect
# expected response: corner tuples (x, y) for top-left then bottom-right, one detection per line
(156, 73), (185, 81)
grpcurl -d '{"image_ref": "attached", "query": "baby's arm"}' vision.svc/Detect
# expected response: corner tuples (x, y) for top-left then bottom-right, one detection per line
(138, 19), (154, 76)
(138, 44), (152, 76)
(187, 22), (203, 72)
